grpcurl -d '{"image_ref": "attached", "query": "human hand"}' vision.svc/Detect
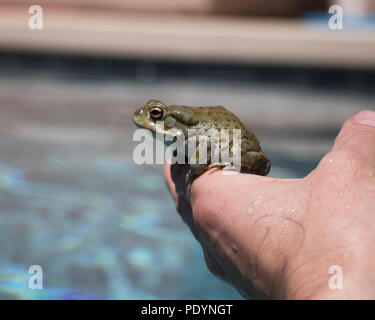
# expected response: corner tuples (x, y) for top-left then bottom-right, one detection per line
(164, 111), (375, 299)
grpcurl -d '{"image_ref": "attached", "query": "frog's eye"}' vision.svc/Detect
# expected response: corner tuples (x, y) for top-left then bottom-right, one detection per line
(149, 107), (164, 120)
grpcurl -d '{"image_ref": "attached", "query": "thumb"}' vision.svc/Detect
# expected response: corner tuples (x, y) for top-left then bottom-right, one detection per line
(332, 110), (375, 167)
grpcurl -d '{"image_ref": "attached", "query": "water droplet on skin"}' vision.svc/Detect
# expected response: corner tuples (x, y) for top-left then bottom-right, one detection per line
(247, 207), (255, 215)
(345, 159), (359, 170)
(328, 159), (334, 163)
(291, 208), (296, 213)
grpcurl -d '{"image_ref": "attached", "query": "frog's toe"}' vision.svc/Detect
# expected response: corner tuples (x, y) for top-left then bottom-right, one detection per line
(185, 164), (210, 185)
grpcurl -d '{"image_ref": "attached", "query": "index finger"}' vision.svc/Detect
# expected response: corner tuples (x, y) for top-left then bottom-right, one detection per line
(164, 161), (178, 204)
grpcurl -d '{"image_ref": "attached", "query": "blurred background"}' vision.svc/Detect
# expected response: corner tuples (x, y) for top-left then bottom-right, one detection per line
(0, 0), (374, 299)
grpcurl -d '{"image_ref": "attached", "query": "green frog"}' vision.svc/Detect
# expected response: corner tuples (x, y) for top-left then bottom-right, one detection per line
(133, 99), (270, 196)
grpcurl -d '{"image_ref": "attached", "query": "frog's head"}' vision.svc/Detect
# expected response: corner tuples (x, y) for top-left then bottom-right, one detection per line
(133, 99), (168, 132)
(133, 100), (199, 142)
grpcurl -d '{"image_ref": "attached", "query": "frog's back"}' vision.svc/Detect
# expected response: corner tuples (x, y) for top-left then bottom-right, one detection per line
(169, 104), (261, 150)
(188, 105), (248, 131)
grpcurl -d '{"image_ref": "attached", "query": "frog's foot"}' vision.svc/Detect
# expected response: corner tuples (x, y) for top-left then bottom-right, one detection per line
(170, 163), (190, 198)
(171, 163), (214, 202)
(241, 151), (271, 176)
(185, 164), (211, 186)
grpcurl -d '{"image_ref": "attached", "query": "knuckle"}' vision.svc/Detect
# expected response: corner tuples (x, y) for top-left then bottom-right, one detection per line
(318, 148), (369, 183)
(334, 123), (375, 151)
(321, 148), (361, 168)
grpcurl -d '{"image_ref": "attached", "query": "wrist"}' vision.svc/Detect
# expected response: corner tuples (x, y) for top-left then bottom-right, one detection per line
(283, 243), (375, 299)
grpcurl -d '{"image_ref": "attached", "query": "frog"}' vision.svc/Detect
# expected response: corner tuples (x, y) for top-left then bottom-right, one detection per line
(133, 99), (270, 197)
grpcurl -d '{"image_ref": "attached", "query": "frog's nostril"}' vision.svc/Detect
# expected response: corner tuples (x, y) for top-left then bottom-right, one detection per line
(135, 108), (143, 116)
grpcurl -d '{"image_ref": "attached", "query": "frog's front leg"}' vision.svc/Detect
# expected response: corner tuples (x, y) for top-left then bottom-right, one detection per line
(169, 136), (210, 199)
(170, 163), (189, 198)
(185, 133), (238, 184)
(185, 135), (213, 186)
(170, 162), (208, 202)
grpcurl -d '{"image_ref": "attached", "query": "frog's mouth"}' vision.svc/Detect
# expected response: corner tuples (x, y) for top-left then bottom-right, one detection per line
(133, 115), (157, 134)
(133, 118), (143, 129)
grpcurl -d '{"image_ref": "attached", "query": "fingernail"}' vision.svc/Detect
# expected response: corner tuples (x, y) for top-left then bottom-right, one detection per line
(353, 110), (375, 128)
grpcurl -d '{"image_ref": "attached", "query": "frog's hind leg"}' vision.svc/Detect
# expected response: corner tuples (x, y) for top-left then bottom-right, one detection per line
(241, 151), (271, 176)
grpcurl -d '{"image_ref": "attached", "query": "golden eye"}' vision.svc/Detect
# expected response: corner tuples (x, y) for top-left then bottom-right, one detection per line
(150, 107), (164, 120)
